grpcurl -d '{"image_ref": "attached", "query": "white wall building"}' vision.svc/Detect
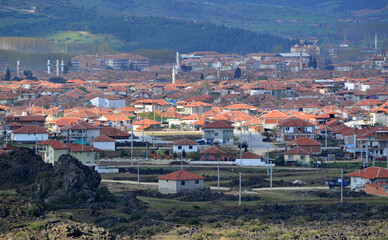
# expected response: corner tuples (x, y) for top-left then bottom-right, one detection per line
(11, 125), (49, 142)
(90, 97), (126, 109)
(172, 138), (198, 153)
(157, 170), (206, 194)
(92, 135), (116, 151)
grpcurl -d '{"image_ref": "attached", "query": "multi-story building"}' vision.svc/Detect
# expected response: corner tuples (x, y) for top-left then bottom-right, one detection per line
(202, 120), (234, 145)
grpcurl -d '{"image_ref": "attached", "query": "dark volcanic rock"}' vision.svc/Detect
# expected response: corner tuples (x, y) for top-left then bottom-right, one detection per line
(0, 148), (51, 188)
(27, 154), (101, 209)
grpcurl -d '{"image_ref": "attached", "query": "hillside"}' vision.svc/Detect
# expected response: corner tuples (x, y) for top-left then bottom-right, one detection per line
(1, 0), (387, 40)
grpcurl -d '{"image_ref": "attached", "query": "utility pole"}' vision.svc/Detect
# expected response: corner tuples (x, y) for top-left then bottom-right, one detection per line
(325, 125), (328, 148)
(181, 150), (183, 170)
(146, 141), (148, 161)
(217, 160), (220, 192)
(340, 168), (343, 202)
(131, 128), (133, 167)
(137, 155), (140, 185)
(238, 171), (241, 206)
(270, 160), (273, 191)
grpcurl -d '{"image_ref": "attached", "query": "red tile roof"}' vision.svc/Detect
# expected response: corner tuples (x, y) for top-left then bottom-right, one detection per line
(157, 170), (205, 181)
(202, 121), (234, 129)
(284, 146), (311, 155)
(172, 138), (198, 146)
(12, 125), (48, 134)
(240, 152), (262, 159)
(347, 167), (388, 180)
(287, 137), (322, 146)
(92, 134), (115, 142)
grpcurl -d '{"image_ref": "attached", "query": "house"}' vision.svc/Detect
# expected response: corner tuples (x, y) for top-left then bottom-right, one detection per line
(260, 110), (289, 131)
(92, 135), (116, 151)
(90, 96), (126, 109)
(235, 152), (272, 166)
(287, 137), (322, 154)
(183, 101), (212, 115)
(347, 167), (388, 190)
(11, 125), (49, 143)
(202, 120), (234, 145)
(156, 170), (206, 194)
(200, 145), (229, 161)
(132, 119), (162, 131)
(62, 121), (101, 143)
(172, 138), (198, 154)
(283, 146), (311, 166)
(38, 139), (101, 165)
(277, 117), (316, 142)
(4, 115), (46, 127)
(101, 126), (131, 142)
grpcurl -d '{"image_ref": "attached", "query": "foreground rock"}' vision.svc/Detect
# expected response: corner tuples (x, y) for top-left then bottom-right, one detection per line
(26, 153), (102, 208)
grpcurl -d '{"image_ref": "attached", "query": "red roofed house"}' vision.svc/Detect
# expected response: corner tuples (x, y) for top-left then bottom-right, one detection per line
(202, 120), (234, 145)
(38, 139), (101, 165)
(156, 170), (206, 194)
(287, 137), (322, 154)
(347, 167), (388, 192)
(283, 146), (311, 166)
(277, 117), (316, 142)
(172, 138), (198, 154)
(260, 110), (289, 131)
(11, 125), (49, 143)
(92, 135), (116, 151)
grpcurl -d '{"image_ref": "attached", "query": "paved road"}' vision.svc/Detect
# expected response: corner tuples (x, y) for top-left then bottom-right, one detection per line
(252, 186), (329, 191)
(102, 179), (231, 191)
(102, 179), (328, 192)
(235, 130), (280, 155)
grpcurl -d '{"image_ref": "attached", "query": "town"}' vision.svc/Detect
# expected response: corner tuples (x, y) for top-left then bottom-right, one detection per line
(1, 42), (388, 238)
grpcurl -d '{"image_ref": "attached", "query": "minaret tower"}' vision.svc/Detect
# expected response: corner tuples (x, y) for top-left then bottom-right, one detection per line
(16, 58), (20, 78)
(299, 52), (303, 71)
(61, 59), (64, 74)
(217, 59), (221, 79)
(47, 58), (51, 75)
(56, 59), (59, 76)
(175, 51), (180, 74)
(375, 33), (378, 50)
(172, 65), (176, 84)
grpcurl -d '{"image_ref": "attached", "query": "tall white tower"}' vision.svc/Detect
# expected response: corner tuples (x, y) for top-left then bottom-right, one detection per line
(175, 51), (180, 73)
(47, 58), (51, 75)
(16, 59), (20, 78)
(217, 59), (221, 79)
(61, 59), (64, 74)
(172, 65), (176, 84)
(56, 59), (59, 77)
(375, 33), (378, 50)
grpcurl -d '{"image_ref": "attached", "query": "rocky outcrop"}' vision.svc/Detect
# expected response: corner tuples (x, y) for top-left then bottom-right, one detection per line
(0, 148), (51, 188)
(27, 154), (102, 209)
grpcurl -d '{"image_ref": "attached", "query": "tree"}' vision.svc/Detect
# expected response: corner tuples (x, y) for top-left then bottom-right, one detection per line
(234, 67), (242, 79)
(312, 58), (318, 69)
(4, 67), (11, 81)
(308, 56), (313, 68)
(182, 150), (186, 158)
(200, 73), (204, 80)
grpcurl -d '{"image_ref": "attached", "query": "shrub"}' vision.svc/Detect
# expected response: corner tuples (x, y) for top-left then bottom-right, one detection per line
(228, 230), (243, 238)
(28, 221), (45, 231)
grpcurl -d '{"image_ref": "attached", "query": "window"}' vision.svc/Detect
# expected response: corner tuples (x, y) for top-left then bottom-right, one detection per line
(195, 180), (199, 184)
(189, 146), (193, 149)
(181, 181), (185, 185)
(215, 132), (218, 136)
(178, 146), (182, 150)
(301, 156), (305, 160)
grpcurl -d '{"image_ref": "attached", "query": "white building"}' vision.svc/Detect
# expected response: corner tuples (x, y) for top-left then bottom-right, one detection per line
(11, 125), (49, 143)
(235, 152), (274, 167)
(202, 120), (234, 145)
(92, 135), (116, 151)
(347, 167), (388, 190)
(157, 170), (206, 194)
(172, 138), (198, 153)
(90, 96), (126, 109)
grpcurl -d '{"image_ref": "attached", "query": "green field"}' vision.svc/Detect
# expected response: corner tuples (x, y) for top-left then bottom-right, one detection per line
(45, 31), (122, 48)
